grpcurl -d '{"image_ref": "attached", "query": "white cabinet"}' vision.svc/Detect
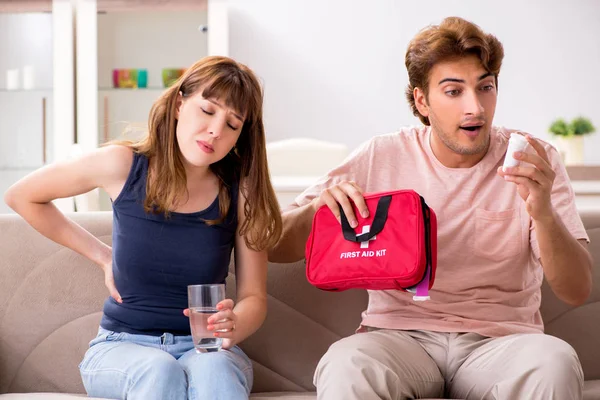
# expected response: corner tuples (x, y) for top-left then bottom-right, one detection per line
(0, 12), (54, 170)
(0, 9), (58, 213)
(0, 91), (52, 169)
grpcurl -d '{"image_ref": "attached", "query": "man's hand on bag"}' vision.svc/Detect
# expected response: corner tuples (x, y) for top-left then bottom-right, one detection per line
(311, 180), (368, 227)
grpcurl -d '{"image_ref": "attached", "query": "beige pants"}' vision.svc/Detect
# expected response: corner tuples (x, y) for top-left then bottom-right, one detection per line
(314, 329), (583, 400)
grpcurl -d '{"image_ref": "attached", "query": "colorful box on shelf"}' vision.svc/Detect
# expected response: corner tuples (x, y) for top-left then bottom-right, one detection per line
(112, 69), (148, 88)
(162, 68), (186, 88)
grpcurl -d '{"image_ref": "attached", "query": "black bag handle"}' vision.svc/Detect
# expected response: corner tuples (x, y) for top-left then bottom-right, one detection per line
(339, 195), (392, 242)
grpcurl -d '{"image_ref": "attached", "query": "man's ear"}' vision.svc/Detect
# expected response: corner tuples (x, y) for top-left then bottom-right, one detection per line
(175, 91), (183, 120)
(414, 87), (430, 119)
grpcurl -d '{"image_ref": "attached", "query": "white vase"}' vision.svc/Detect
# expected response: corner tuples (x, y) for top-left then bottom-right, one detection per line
(555, 136), (585, 165)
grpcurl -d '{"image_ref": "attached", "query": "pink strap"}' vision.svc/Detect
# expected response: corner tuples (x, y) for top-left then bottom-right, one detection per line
(412, 264), (430, 301)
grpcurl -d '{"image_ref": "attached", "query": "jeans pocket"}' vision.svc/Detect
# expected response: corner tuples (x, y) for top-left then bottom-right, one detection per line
(80, 334), (123, 374)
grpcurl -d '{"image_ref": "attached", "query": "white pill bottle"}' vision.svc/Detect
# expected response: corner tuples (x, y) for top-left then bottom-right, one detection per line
(503, 132), (529, 171)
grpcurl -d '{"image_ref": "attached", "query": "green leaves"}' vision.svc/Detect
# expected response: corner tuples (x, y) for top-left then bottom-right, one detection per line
(549, 117), (596, 136)
(549, 119), (571, 136)
(571, 117), (596, 136)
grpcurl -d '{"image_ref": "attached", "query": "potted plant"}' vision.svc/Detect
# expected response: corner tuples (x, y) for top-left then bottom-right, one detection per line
(549, 116), (596, 165)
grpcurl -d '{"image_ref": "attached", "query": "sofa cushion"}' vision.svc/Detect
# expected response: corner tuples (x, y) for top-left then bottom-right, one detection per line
(584, 379), (600, 400)
(10, 313), (102, 394)
(234, 261), (367, 393)
(0, 213), (111, 394)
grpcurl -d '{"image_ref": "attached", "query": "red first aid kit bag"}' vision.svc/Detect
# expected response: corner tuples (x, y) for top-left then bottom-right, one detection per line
(305, 189), (437, 300)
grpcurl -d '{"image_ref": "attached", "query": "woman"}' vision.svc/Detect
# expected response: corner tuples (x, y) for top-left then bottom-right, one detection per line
(4, 56), (282, 400)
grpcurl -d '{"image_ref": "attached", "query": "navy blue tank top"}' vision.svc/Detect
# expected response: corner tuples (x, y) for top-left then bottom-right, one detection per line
(100, 152), (238, 335)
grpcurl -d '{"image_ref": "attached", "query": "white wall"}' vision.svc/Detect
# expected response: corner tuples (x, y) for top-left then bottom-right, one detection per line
(226, 0), (600, 164)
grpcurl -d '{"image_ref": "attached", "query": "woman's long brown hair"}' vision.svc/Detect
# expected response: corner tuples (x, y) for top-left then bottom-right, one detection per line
(122, 56), (282, 251)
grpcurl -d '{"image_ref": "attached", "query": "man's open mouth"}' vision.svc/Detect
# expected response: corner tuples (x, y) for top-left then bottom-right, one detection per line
(460, 125), (483, 131)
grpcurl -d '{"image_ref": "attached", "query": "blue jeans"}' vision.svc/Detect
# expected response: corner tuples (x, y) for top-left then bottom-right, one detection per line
(79, 327), (253, 400)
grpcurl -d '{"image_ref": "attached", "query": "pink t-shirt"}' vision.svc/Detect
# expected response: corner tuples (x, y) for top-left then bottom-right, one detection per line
(290, 126), (589, 337)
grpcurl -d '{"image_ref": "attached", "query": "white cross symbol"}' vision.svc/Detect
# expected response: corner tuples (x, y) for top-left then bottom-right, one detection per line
(359, 225), (376, 249)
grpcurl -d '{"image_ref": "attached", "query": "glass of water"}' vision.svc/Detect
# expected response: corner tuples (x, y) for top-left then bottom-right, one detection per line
(188, 283), (225, 352)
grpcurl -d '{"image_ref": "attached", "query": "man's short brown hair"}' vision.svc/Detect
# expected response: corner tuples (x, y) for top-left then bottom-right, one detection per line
(405, 17), (504, 125)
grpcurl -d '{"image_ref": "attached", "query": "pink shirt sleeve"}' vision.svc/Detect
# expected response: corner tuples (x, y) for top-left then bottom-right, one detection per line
(283, 138), (375, 211)
(529, 144), (590, 260)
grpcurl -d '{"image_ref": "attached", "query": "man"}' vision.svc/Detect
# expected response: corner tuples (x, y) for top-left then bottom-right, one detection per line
(268, 17), (592, 400)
